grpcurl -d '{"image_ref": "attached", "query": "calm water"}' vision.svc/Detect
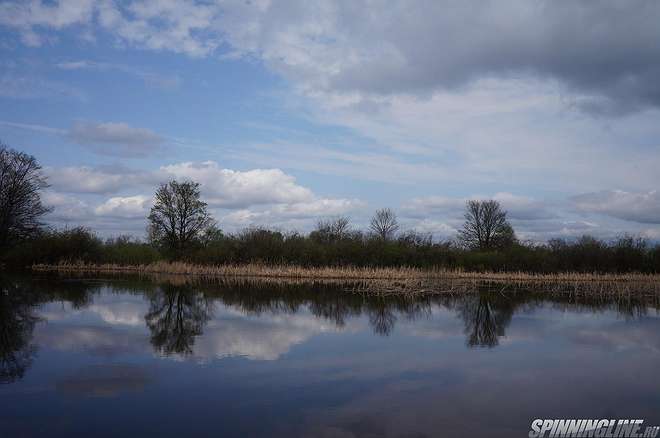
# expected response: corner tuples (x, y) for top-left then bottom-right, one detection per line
(1, 274), (660, 437)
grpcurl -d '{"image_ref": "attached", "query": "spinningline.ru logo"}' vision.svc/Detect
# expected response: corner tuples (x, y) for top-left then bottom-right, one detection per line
(529, 419), (659, 438)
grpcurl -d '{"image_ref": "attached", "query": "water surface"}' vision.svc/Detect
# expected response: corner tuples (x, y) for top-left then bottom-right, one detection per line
(1, 274), (659, 437)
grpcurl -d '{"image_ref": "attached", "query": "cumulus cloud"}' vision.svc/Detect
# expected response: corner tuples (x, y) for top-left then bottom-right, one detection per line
(94, 195), (151, 219)
(47, 160), (356, 212)
(96, 0), (222, 57)
(160, 161), (315, 208)
(0, 0), (219, 55)
(3, 1), (658, 239)
(215, 1), (660, 115)
(46, 165), (149, 194)
(571, 190), (660, 224)
(68, 121), (164, 157)
(0, 0), (95, 46)
(3, 1), (660, 112)
(41, 160), (363, 235)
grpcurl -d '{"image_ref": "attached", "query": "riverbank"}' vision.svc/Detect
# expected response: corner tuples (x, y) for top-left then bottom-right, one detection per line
(31, 261), (660, 285)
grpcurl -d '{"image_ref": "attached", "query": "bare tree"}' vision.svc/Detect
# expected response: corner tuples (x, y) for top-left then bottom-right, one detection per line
(314, 216), (351, 242)
(0, 145), (51, 250)
(458, 200), (515, 250)
(370, 208), (399, 240)
(147, 180), (214, 254)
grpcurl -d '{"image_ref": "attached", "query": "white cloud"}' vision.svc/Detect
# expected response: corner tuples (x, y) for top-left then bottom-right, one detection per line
(41, 160), (364, 235)
(96, 0), (221, 57)
(2, 2), (658, 239)
(571, 190), (660, 224)
(160, 161), (315, 207)
(94, 195), (151, 219)
(5, 2), (660, 111)
(46, 165), (147, 194)
(215, 1), (660, 113)
(0, 0), (94, 46)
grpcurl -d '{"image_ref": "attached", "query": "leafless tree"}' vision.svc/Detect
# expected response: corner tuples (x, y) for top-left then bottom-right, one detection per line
(370, 208), (399, 240)
(147, 180), (214, 254)
(0, 145), (51, 250)
(458, 200), (515, 250)
(314, 216), (351, 242)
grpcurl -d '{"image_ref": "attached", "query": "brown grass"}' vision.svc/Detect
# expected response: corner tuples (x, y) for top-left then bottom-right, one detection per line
(31, 261), (660, 282)
(30, 261), (660, 296)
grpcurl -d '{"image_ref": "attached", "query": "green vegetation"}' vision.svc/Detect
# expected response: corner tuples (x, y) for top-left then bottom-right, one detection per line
(5, 225), (660, 274)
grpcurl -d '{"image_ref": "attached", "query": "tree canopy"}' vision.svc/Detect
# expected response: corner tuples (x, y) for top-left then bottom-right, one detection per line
(370, 208), (399, 240)
(0, 145), (51, 250)
(147, 180), (214, 255)
(458, 200), (516, 250)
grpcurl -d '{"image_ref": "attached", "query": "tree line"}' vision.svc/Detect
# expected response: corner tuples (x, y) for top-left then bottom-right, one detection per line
(2, 145), (660, 273)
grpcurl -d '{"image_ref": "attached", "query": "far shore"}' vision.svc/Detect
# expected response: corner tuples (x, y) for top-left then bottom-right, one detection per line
(31, 261), (660, 283)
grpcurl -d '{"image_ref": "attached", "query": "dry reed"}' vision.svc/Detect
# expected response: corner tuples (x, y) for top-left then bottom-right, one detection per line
(31, 261), (660, 296)
(31, 261), (660, 281)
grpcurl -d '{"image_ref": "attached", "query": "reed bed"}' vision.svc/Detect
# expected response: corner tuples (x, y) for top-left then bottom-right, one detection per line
(31, 261), (660, 296)
(32, 261), (660, 282)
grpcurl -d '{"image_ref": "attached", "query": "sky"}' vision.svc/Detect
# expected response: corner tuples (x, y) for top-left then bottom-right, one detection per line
(1, 0), (659, 242)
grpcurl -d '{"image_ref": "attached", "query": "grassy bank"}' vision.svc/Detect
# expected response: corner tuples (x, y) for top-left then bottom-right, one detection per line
(32, 260), (660, 281)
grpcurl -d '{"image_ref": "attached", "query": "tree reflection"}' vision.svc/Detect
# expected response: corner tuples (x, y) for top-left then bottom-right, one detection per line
(368, 303), (398, 336)
(145, 284), (213, 355)
(457, 293), (516, 348)
(0, 278), (41, 384)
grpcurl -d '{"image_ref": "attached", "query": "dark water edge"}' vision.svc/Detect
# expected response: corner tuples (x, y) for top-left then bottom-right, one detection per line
(1, 273), (660, 437)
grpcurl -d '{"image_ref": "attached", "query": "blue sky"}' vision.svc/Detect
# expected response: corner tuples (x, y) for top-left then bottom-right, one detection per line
(1, 0), (659, 241)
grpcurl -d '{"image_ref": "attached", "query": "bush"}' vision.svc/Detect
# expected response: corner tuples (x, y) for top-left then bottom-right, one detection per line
(2, 226), (659, 274)
(3, 227), (103, 267)
(102, 236), (161, 265)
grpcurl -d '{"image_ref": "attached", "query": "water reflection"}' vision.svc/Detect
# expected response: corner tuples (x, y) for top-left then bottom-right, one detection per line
(2, 274), (660, 437)
(145, 284), (213, 355)
(456, 294), (515, 347)
(1, 274), (659, 382)
(0, 278), (40, 383)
